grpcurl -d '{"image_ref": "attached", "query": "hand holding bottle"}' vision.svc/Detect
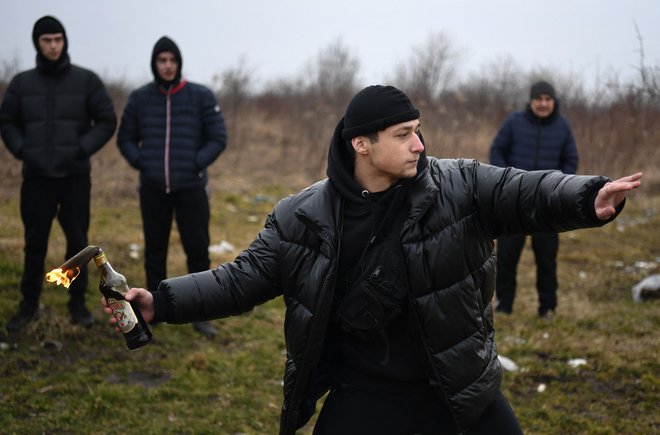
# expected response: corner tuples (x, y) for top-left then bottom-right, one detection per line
(102, 287), (155, 332)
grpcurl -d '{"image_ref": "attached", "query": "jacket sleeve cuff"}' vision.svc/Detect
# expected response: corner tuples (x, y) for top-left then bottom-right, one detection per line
(151, 290), (168, 324)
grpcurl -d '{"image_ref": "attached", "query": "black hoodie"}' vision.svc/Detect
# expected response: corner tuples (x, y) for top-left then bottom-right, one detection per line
(325, 117), (431, 391)
(32, 16), (71, 75)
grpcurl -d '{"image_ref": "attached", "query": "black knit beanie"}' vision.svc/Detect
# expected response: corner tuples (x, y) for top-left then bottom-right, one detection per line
(530, 81), (556, 100)
(342, 85), (420, 140)
(151, 36), (182, 86)
(32, 15), (67, 54)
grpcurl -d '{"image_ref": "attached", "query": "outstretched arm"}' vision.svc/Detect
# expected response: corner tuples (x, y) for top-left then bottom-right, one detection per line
(595, 172), (643, 220)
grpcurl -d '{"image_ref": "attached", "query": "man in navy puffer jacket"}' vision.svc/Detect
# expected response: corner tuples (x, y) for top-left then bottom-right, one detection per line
(489, 81), (579, 317)
(117, 36), (227, 337)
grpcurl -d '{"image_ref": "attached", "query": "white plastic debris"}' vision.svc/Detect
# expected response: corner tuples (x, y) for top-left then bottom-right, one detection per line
(498, 355), (519, 372)
(631, 274), (660, 303)
(247, 215), (259, 223)
(568, 358), (587, 368)
(578, 271), (587, 280)
(537, 383), (546, 393)
(634, 261), (658, 270)
(128, 243), (140, 259)
(209, 241), (235, 254)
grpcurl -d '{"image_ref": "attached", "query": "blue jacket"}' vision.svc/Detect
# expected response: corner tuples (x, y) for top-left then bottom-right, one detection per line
(117, 80), (227, 193)
(489, 103), (578, 174)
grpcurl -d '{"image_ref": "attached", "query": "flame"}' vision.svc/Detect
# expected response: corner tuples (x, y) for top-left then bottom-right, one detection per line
(46, 267), (80, 289)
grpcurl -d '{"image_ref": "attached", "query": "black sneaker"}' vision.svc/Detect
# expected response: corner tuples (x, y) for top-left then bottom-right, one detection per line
(495, 305), (512, 315)
(6, 306), (39, 333)
(69, 303), (94, 328)
(193, 321), (217, 338)
(538, 308), (556, 320)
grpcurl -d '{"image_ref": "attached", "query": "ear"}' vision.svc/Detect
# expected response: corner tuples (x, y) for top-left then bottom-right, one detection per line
(351, 136), (369, 155)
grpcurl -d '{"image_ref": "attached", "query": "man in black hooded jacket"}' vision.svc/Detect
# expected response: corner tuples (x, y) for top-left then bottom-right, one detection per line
(102, 85), (641, 434)
(1, 15), (117, 333)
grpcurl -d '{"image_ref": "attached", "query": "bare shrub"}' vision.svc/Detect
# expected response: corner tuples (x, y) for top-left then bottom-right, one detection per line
(0, 53), (22, 99)
(459, 55), (527, 117)
(304, 38), (360, 109)
(297, 39), (360, 176)
(212, 56), (256, 168)
(390, 32), (460, 107)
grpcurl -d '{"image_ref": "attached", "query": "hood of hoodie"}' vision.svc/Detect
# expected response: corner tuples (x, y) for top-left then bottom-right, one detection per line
(151, 36), (182, 88)
(326, 116), (428, 204)
(32, 16), (70, 75)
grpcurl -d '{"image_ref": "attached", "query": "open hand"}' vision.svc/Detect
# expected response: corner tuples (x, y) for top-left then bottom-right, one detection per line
(595, 172), (642, 220)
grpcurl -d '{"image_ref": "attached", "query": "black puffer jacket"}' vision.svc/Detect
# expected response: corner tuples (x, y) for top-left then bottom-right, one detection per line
(154, 128), (615, 433)
(0, 55), (117, 178)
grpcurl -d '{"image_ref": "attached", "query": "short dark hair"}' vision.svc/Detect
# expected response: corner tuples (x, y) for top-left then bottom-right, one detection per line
(366, 132), (379, 143)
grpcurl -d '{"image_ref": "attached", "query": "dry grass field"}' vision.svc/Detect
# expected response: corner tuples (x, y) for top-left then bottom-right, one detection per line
(0, 89), (658, 433)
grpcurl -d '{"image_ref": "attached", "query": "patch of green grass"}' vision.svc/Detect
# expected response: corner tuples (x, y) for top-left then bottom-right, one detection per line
(0, 191), (658, 434)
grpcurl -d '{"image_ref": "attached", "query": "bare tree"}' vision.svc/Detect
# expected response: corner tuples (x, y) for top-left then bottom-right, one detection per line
(459, 55), (526, 116)
(305, 39), (361, 108)
(391, 32), (460, 106)
(0, 53), (22, 99)
(296, 40), (361, 176)
(633, 21), (659, 104)
(213, 56), (255, 161)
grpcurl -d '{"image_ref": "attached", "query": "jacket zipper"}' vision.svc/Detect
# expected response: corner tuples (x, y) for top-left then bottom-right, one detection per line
(534, 120), (541, 170)
(164, 89), (172, 193)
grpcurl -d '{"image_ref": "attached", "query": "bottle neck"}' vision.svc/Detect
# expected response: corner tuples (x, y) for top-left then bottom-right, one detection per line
(93, 252), (107, 267)
(94, 252), (118, 278)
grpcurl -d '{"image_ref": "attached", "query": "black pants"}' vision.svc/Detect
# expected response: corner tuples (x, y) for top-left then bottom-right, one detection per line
(495, 234), (559, 314)
(139, 184), (210, 292)
(313, 386), (522, 435)
(19, 175), (90, 310)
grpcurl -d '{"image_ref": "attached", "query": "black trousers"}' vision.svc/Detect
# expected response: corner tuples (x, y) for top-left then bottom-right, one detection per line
(19, 175), (90, 310)
(313, 386), (522, 435)
(139, 184), (210, 292)
(495, 233), (559, 314)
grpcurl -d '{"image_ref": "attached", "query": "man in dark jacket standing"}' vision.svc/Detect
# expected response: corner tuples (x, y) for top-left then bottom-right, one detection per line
(103, 85), (641, 434)
(117, 36), (227, 338)
(489, 80), (579, 317)
(0, 16), (117, 332)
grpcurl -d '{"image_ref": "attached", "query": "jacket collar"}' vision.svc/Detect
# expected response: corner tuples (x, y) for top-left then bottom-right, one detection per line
(156, 79), (187, 95)
(295, 158), (439, 247)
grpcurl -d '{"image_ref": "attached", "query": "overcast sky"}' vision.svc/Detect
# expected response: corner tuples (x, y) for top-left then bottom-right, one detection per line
(2, 0), (659, 91)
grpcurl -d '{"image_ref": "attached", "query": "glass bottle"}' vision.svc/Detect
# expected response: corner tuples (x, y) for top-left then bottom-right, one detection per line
(94, 252), (152, 350)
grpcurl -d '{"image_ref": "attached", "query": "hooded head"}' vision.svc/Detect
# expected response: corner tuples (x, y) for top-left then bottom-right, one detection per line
(32, 16), (69, 72)
(151, 36), (182, 87)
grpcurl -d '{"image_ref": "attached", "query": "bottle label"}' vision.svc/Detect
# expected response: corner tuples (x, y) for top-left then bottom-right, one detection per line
(108, 298), (137, 333)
